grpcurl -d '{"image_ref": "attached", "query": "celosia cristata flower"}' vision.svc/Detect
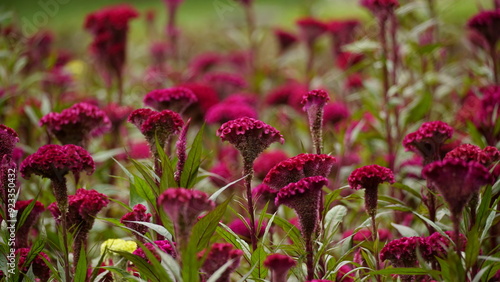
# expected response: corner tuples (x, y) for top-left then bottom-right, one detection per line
(16, 248), (51, 282)
(328, 19), (360, 53)
(380, 236), (424, 268)
(203, 72), (247, 99)
(467, 10), (500, 48)
(121, 204), (152, 241)
(323, 102), (350, 127)
(360, 0), (399, 20)
(273, 29), (298, 54)
(302, 89), (330, 154)
(253, 150), (289, 180)
(422, 231), (467, 263)
(101, 239), (138, 257)
(296, 17), (329, 46)
(264, 253), (296, 282)
(84, 4), (138, 86)
(275, 176), (328, 240)
(0, 124), (19, 158)
(158, 188), (214, 245)
(217, 117), (284, 163)
(252, 183), (278, 212)
(422, 159), (494, 217)
(133, 240), (176, 262)
(205, 101), (258, 124)
(39, 102), (111, 148)
(15, 200), (45, 248)
(200, 243), (243, 282)
(188, 52), (222, 76)
(265, 82), (307, 111)
(335, 52), (364, 70)
(143, 87), (198, 113)
(402, 121), (454, 165)
(264, 153), (336, 191)
(445, 144), (499, 167)
(472, 85), (500, 146)
(103, 103), (133, 130)
(179, 83), (219, 114)
(23, 30), (53, 74)
(348, 164), (395, 216)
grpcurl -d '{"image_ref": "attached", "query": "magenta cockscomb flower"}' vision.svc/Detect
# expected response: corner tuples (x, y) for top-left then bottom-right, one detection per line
(188, 52), (223, 76)
(265, 82), (307, 111)
(252, 183), (278, 212)
(84, 4), (138, 102)
(467, 10), (500, 49)
(328, 19), (360, 53)
(228, 217), (266, 243)
(422, 231), (467, 263)
(16, 248), (51, 282)
(15, 200), (45, 248)
(23, 30), (53, 74)
(380, 236), (424, 267)
(296, 17), (329, 46)
(143, 87), (198, 113)
(41, 68), (73, 96)
(203, 72), (247, 99)
(158, 188), (214, 245)
(40, 102), (111, 148)
(205, 101), (258, 125)
(121, 204), (152, 242)
(445, 144), (500, 168)
(348, 164), (394, 215)
(403, 121), (454, 165)
(133, 240), (176, 262)
(336, 51), (364, 70)
(343, 228), (393, 243)
(274, 29), (298, 54)
(275, 176), (328, 280)
(302, 89), (330, 154)
(253, 150), (289, 180)
(49, 188), (109, 267)
(474, 85), (500, 145)
(179, 83), (219, 114)
(0, 125), (19, 158)
(217, 117), (284, 164)
(200, 243), (243, 282)
(323, 102), (350, 127)
(103, 103), (133, 130)
(264, 153), (336, 191)
(264, 253), (296, 282)
(360, 0), (399, 19)
(345, 73), (364, 90)
(422, 159), (494, 217)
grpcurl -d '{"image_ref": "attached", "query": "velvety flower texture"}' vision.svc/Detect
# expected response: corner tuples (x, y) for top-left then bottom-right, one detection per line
(200, 243), (243, 282)
(264, 153), (336, 190)
(16, 248), (51, 282)
(205, 101), (258, 125)
(20, 144), (95, 181)
(84, 4), (138, 81)
(133, 240), (176, 262)
(217, 117), (284, 163)
(323, 102), (350, 127)
(473, 85), (500, 146)
(380, 236), (424, 267)
(49, 188), (109, 226)
(0, 124), (19, 158)
(179, 83), (220, 114)
(121, 204), (152, 238)
(158, 188), (215, 242)
(467, 10), (500, 47)
(348, 165), (395, 215)
(15, 200), (45, 248)
(103, 103), (133, 129)
(253, 150), (289, 180)
(445, 144), (500, 167)
(296, 17), (329, 46)
(264, 253), (296, 282)
(143, 87), (198, 113)
(403, 121), (454, 165)
(275, 176), (328, 239)
(422, 159), (494, 216)
(128, 108), (184, 155)
(301, 89), (330, 112)
(274, 29), (298, 54)
(39, 102), (111, 147)
(422, 231), (467, 262)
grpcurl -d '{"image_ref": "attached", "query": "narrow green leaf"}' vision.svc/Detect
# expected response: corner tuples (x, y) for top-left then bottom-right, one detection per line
(216, 224), (252, 261)
(251, 245), (268, 279)
(74, 247), (87, 282)
(466, 227), (480, 269)
(116, 251), (161, 282)
(133, 175), (157, 204)
(16, 195), (40, 232)
(391, 223), (419, 237)
(130, 159), (158, 193)
(264, 213), (304, 248)
(124, 220), (173, 241)
(180, 124), (204, 188)
(324, 205), (348, 239)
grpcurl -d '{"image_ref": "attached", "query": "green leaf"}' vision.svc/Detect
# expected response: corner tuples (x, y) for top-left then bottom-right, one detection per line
(393, 182), (421, 199)
(155, 133), (176, 190)
(466, 227), (480, 270)
(116, 251), (162, 282)
(74, 247), (87, 282)
(370, 267), (440, 276)
(16, 195), (40, 232)
(466, 121), (486, 148)
(404, 91), (432, 125)
(391, 223), (419, 237)
(264, 213), (304, 248)
(124, 220), (173, 241)
(216, 224), (252, 261)
(250, 245), (268, 279)
(132, 174), (157, 204)
(324, 205), (348, 239)
(180, 124), (204, 188)
(130, 159), (158, 193)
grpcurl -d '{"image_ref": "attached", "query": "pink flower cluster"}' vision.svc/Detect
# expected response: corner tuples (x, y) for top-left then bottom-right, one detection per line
(143, 87), (198, 113)
(133, 240), (176, 262)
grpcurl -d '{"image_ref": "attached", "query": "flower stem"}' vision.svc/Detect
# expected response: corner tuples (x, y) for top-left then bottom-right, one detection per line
(306, 237), (314, 280)
(243, 160), (258, 251)
(52, 178), (71, 282)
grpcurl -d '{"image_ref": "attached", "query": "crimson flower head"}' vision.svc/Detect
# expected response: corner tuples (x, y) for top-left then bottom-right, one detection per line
(264, 153), (336, 190)
(445, 144), (500, 168)
(84, 4), (138, 82)
(265, 82), (307, 111)
(133, 240), (176, 262)
(179, 83), (219, 114)
(348, 165), (395, 215)
(422, 231), (467, 263)
(188, 52), (222, 76)
(422, 159), (494, 217)
(15, 200), (45, 248)
(217, 117), (284, 163)
(20, 144), (95, 181)
(301, 89), (330, 112)
(228, 217), (266, 243)
(16, 248), (51, 281)
(39, 102), (111, 147)
(275, 176), (328, 239)
(467, 10), (500, 48)
(143, 87), (198, 113)
(323, 102), (350, 127)
(473, 85), (500, 146)
(380, 236), (424, 268)
(274, 29), (298, 54)
(253, 150), (289, 180)
(49, 188), (109, 225)
(128, 108), (184, 155)
(203, 72), (247, 99)
(121, 204), (152, 238)
(103, 103), (133, 129)
(402, 121), (454, 164)
(0, 125), (19, 158)
(205, 101), (258, 124)
(200, 243), (243, 282)
(328, 19), (360, 52)
(252, 183), (278, 212)
(360, 0), (399, 20)
(336, 52), (364, 70)
(296, 17), (329, 46)
(264, 253), (296, 282)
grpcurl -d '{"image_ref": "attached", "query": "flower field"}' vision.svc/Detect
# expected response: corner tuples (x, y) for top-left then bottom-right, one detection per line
(1, 0), (500, 281)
